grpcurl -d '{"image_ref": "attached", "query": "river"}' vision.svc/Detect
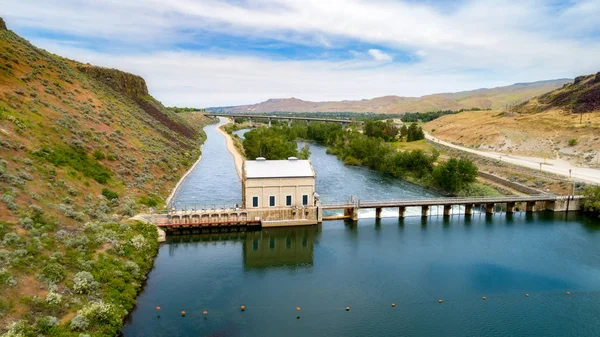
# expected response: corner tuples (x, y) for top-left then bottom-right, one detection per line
(122, 119), (600, 336)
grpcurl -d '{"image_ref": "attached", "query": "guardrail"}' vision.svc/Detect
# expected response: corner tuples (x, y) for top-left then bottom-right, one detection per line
(321, 194), (581, 210)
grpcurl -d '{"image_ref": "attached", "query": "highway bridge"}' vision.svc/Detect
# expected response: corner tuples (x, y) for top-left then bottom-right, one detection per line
(205, 113), (354, 128)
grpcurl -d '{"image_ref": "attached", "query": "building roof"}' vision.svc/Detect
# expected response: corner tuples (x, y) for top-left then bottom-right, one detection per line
(244, 158), (315, 179)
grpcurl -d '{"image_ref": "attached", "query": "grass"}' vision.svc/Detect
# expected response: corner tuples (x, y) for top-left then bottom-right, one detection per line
(392, 139), (434, 152)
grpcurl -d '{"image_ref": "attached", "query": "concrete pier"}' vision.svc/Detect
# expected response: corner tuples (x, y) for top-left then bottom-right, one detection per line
(421, 205), (429, 217)
(376, 207), (382, 219)
(506, 202), (515, 213)
(465, 204), (473, 216)
(485, 203), (495, 214)
(443, 205), (452, 216)
(399, 206), (406, 218)
(526, 201), (536, 212)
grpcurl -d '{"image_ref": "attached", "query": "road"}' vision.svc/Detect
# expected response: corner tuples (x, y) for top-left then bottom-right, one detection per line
(425, 133), (600, 185)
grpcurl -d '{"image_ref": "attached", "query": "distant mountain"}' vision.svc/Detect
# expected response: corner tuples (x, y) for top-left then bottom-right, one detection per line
(208, 79), (571, 114)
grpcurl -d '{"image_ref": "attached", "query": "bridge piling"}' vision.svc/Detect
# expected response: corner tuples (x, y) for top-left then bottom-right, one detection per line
(375, 207), (382, 219)
(268, 118), (272, 128)
(506, 202), (516, 213)
(398, 206), (406, 218)
(465, 204), (473, 216)
(443, 205), (452, 217)
(525, 202), (536, 212)
(248, 118), (253, 127)
(421, 205), (429, 217)
(288, 119), (292, 127)
(485, 203), (495, 214)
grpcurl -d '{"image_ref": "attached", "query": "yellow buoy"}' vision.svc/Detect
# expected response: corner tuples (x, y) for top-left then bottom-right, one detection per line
(345, 306), (350, 311)
(181, 311), (186, 316)
(391, 303), (396, 307)
(482, 296), (487, 300)
(203, 310), (208, 315)
(525, 293), (530, 297)
(241, 305), (246, 311)
(438, 299), (443, 304)
(566, 291), (571, 295)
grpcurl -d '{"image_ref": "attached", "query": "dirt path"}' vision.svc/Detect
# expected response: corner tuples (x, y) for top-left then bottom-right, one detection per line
(426, 133), (600, 185)
(216, 118), (244, 180)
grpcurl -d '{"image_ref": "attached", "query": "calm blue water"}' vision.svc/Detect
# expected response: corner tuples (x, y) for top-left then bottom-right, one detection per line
(122, 121), (600, 336)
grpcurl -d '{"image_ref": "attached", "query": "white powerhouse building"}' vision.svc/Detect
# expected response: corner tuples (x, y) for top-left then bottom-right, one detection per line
(242, 157), (320, 226)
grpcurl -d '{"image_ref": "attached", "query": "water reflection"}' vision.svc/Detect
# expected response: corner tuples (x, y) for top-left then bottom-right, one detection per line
(243, 226), (320, 270)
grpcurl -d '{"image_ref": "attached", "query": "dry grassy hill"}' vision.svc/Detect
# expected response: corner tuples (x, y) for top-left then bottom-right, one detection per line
(425, 72), (600, 166)
(0, 19), (211, 335)
(210, 79), (570, 114)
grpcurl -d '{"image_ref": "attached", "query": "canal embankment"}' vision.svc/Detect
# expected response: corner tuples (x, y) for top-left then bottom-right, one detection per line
(216, 118), (245, 180)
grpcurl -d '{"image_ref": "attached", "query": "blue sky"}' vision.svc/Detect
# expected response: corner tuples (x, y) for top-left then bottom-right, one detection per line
(2, 0), (600, 107)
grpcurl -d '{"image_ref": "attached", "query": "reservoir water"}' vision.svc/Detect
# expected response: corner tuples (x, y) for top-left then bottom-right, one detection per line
(122, 119), (600, 336)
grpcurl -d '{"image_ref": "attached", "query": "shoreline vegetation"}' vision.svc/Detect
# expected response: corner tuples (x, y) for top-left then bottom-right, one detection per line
(224, 120), (493, 197)
(0, 24), (215, 335)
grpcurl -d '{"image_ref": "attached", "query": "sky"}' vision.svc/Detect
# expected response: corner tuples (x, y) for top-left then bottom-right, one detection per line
(2, 0), (600, 107)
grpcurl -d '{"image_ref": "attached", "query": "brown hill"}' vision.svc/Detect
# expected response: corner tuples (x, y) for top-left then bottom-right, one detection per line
(425, 72), (600, 166)
(210, 79), (570, 114)
(0, 19), (211, 334)
(515, 72), (600, 114)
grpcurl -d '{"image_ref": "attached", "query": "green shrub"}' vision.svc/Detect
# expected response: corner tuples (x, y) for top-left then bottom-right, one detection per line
(138, 195), (159, 207)
(101, 188), (118, 200)
(343, 156), (361, 166)
(41, 263), (66, 284)
(34, 145), (112, 184)
(582, 186), (600, 217)
(568, 138), (578, 146)
(93, 149), (105, 160)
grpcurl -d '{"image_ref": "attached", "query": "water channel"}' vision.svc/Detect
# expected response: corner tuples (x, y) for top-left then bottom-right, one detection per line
(122, 118), (600, 336)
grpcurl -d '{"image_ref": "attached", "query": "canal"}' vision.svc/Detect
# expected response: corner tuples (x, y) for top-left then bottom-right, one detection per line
(122, 119), (600, 336)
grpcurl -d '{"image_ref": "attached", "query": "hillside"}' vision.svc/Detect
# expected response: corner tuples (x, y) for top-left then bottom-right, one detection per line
(0, 20), (211, 335)
(424, 72), (600, 166)
(209, 79), (570, 114)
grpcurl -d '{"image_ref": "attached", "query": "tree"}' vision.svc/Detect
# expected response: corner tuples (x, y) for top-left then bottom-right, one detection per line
(582, 186), (600, 217)
(433, 158), (478, 193)
(243, 127), (301, 160)
(406, 123), (424, 142)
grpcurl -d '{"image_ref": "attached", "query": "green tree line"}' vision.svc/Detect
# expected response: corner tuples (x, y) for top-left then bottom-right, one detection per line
(242, 121), (478, 194)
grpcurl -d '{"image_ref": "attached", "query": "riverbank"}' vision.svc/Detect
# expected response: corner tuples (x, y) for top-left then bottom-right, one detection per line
(217, 118), (245, 180)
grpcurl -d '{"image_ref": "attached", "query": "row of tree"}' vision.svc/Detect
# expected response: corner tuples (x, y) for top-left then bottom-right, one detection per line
(364, 120), (424, 142)
(242, 122), (478, 194)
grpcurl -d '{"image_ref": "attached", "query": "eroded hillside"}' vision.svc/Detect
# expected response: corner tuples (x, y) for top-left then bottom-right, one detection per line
(0, 21), (211, 335)
(425, 73), (600, 166)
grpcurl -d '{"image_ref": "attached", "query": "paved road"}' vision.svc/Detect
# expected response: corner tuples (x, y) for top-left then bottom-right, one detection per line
(425, 133), (600, 185)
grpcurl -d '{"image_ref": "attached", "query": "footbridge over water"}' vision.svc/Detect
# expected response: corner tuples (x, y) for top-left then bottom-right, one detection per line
(321, 194), (583, 221)
(205, 113), (354, 128)
(152, 194), (582, 230)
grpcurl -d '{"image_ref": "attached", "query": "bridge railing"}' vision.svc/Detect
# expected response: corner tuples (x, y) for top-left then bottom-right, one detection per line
(320, 194), (580, 209)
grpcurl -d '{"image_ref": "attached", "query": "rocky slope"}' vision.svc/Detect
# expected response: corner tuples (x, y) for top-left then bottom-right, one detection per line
(0, 19), (211, 335)
(425, 72), (600, 166)
(209, 79), (570, 114)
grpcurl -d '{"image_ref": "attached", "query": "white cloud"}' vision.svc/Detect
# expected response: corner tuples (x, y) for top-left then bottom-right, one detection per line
(3, 0), (600, 106)
(368, 49), (393, 62)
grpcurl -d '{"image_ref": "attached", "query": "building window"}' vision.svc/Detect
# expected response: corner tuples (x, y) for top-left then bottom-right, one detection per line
(302, 194), (309, 206)
(286, 195), (292, 206)
(269, 195), (275, 207)
(252, 196), (259, 208)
